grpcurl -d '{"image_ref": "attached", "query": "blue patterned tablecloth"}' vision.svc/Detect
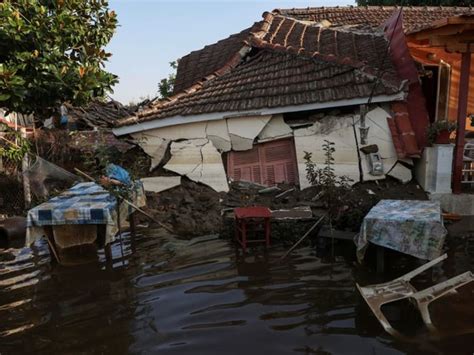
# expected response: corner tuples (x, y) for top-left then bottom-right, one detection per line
(355, 199), (447, 261)
(26, 182), (145, 246)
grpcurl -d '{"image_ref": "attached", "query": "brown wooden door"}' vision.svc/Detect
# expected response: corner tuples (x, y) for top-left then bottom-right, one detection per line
(227, 138), (298, 186)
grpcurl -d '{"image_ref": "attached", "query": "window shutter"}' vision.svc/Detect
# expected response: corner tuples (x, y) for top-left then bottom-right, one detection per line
(266, 165), (275, 186)
(228, 138), (299, 186)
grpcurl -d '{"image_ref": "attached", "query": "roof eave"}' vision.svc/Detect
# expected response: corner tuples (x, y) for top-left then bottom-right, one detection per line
(113, 91), (406, 136)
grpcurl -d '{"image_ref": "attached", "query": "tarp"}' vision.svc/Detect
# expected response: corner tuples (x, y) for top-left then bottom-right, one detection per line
(23, 156), (80, 199)
(356, 199), (447, 261)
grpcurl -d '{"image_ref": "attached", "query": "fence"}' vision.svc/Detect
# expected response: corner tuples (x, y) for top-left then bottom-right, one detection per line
(462, 141), (474, 189)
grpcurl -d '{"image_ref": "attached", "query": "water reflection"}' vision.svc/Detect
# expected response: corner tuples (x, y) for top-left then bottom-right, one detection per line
(0, 229), (473, 354)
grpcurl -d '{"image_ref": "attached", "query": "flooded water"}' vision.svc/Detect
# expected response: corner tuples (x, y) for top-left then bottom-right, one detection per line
(0, 229), (473, 354)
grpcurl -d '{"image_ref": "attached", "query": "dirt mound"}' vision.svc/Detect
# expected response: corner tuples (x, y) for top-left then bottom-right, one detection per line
(142, 177), (428, 237)
(143, 179), (226, 237)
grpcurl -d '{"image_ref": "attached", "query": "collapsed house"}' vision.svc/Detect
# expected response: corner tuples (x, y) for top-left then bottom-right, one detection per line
(113, 7), (474, 194)
(64, 100), (134, 131)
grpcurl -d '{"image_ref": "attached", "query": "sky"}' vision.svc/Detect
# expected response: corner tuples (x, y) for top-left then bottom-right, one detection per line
(106, 0), (355, 105)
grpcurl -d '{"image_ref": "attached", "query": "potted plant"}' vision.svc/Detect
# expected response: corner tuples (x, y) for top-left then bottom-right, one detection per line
(427, 120), (457, 145)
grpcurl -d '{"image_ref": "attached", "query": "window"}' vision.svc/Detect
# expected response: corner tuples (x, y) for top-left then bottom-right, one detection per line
(227, 138), (299, 186)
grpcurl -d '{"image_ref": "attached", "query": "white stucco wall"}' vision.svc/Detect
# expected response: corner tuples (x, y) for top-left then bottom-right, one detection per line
(257, 114), (293, 142)
(294, 107), (402, 189)
(227, 115), (272, 150)
(164, 139), (229, 192)
(128, 107), (407, 190)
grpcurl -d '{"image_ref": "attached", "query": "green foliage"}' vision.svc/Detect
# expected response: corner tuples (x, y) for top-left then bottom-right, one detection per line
(157, 61), (177, 99)
(426, 119), (457, 144)
(0, 0), (118, 120)
(304, 140), (353, 219)
(304, 141), (353, 191)
(0, 124), (31, 163)
(356, 0), (469, 5)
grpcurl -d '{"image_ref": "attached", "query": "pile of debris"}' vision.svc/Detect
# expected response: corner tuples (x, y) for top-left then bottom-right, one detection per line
(141, 177), (428, 238)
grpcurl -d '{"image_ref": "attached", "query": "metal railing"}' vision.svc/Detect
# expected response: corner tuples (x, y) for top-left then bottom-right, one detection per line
(462, 143), (474, 185)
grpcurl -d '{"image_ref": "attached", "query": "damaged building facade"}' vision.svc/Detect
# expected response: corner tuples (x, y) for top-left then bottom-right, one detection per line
(113, 8), (474, 193)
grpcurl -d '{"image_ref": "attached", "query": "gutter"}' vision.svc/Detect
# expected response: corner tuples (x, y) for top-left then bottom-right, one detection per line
(113, 92), (405, 136)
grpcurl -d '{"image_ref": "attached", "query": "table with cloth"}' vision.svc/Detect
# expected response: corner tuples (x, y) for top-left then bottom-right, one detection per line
(26, 181), (146, 248)
(355, 199), (447, 262)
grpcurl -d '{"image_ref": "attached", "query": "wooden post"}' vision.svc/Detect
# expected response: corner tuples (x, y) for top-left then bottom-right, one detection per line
(21, 128), (32, 208)
(453, 50), (472, 194)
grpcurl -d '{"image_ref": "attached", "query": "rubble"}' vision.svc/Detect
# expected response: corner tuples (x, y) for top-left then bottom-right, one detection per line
(387, 162), (412, 183)
(141, 176), (181, 193)
(141, 176), (428, 238)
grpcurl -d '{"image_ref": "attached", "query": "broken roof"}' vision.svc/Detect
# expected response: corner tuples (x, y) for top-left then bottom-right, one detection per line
(174, 24), (260, 94)
(119, 50), (401, 125)
(67, 100), (134, 129)
(275, 6), (474, 34)
(117, 12), (405, 129)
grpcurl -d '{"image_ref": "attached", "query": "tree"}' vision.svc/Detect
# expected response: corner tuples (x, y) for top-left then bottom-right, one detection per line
(157, 61), (177, 99)
(0, 0), (118, 121)
(356, 0), (470, 5)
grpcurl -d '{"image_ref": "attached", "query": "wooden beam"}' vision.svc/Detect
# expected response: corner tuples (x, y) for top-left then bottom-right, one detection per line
(428, 31), (474, 46)
(414, 24), (466, 40)
(446, 43), (472, 53)
(447, 17), (474, 25)
(453, 50), (471, 194)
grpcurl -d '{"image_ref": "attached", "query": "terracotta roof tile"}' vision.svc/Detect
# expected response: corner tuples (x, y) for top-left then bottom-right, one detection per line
(274, 6), (474, 34)
(67, 100), (133, 129)
(117, 11), (410, 127)
(173, 23), (260, 93)
(117, 50), (401, 127)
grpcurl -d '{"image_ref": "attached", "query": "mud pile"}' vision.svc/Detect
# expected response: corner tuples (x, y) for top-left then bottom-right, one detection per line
(142, 177), (428, 237)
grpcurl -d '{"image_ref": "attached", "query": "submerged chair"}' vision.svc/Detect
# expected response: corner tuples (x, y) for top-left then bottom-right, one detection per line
(357, 253), (474, 338)
(234, 206), (271, 252)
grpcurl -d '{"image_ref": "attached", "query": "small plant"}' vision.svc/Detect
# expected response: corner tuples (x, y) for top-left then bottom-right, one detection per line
(304, 140), (353, 220)
(427, 120), (456, 144)
(304, 151), (320, 186)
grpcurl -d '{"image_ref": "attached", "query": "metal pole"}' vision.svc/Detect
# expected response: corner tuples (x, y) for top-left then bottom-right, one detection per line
(453, 49), (472, 194)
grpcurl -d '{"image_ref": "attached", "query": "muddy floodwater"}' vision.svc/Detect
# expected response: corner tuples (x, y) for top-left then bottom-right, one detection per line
(1, 229), (473, 354)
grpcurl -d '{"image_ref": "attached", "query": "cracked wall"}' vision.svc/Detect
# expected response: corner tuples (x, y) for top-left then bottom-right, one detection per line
(130, 108), (407, 190)
(164, 139), (229, 192)
(294, 107), (411, 189)
(227, 115), (272, 150)
(130, 115), (273, 190)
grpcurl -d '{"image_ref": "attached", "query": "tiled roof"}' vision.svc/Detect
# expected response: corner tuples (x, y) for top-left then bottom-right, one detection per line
(274, 6), (474, 34)
(67, 100), (133, 129)
(252, 13), (399, 87)
(173, 24), (260, 94)
(118, 49), (401, 126)
(117, 12), (405, 127)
